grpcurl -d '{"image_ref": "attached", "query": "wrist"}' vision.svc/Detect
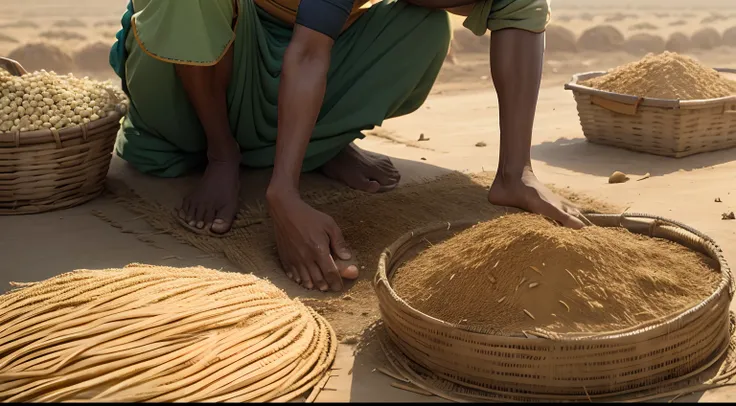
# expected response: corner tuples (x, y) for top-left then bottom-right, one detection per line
(206, 136), (240, 163)
(266, 178), (300, 207)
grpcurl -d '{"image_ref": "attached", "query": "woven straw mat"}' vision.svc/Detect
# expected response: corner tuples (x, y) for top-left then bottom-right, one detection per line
(0, 264), (337, 402)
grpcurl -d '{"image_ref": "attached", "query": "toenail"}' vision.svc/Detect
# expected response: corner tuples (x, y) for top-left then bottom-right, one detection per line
(196, 221), (204, 229)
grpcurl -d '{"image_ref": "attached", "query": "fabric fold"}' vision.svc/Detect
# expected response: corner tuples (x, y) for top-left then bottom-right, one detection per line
(463, 0), (550, 36)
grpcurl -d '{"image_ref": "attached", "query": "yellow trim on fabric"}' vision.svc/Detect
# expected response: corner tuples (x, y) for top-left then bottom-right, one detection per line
(131, 0), (242, 67)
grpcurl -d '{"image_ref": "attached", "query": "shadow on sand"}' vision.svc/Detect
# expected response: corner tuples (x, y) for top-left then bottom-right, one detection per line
(531, 137), (736, 178)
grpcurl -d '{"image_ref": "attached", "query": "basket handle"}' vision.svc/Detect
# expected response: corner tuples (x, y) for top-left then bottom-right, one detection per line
(590, 95), (642, 116)
(0, 57), (28, 77)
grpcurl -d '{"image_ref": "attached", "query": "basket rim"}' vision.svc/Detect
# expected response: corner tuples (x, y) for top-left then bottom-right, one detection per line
(0, 105), (126, 148)
(0, 56), (127, 148)
(564, 68), (736, 108)
(374, 212), (733, 343)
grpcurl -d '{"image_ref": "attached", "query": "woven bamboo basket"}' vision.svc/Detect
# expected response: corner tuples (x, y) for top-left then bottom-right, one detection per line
(565, 69), (736, 158)
(0, 57), (126, 215)
(374, 213), (735, 402)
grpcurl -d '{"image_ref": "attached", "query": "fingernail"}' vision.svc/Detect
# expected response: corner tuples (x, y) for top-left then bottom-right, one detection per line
(196, 221), (204, 229)
(339, 251), (351, 260)
(286, 272), (293, 279)
(348, 265), (358, 272)
(214, 219), (225, 224)
(188, 221), (196, 227)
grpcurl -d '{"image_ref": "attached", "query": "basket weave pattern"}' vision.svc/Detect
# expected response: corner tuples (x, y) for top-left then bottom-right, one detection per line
(566, 70), (736, 158)
(0, 58), (125, 215)
(374, 213), (734, 401)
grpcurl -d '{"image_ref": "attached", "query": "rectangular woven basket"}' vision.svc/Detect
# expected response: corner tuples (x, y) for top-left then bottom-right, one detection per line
(565, 69), (736, 158)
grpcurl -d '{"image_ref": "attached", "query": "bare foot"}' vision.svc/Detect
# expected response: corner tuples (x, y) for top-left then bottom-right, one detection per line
(178, 160), (240, 234)
(488, 168), (585, 229)
(321, 143), (401, 193)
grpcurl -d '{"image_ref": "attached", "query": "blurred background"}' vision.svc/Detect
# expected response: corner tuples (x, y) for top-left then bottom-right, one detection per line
(1, 0), (735, 87)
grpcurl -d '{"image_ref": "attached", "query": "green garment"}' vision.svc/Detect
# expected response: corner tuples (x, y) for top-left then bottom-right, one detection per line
(463, 0), (550, 36)
(112, 0), (451, 178)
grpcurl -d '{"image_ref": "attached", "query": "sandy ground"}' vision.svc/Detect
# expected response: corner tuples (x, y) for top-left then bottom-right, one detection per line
(2, 0), (736, 402)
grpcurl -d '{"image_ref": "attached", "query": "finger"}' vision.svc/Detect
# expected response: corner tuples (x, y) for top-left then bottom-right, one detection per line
(307, 263), (329, 292)
(326, 222), (351, 261)
(336, 259), (360, 280)
(316, 253), (343, 292)
(298, 266), (313, 290)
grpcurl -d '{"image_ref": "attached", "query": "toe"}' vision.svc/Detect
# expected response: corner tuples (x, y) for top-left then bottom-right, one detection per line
(353, 177), (381, 193)
(562, 214), (586, 229)
(210, 205), (237, 234)
(211, 218), (233, 234)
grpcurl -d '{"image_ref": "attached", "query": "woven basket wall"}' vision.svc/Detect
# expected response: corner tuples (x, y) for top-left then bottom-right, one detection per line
(0, 58), (125, 215)
(565, 69), (736, 158)
(374, 213), (734, 401)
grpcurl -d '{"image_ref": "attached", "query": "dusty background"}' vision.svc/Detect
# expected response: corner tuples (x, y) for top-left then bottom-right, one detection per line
(1, 0), (736, 402)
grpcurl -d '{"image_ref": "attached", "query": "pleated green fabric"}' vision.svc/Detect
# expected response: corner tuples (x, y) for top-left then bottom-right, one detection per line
(111, 0), (450, 177)
(463, 0), (550, 36)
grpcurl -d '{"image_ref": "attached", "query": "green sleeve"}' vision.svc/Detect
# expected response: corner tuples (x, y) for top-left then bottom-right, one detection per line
(463, 0), (550, 37)
(132, 0), (236, 65)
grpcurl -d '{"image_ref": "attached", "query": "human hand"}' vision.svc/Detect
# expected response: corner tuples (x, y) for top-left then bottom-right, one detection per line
(268, 192), (359, 291)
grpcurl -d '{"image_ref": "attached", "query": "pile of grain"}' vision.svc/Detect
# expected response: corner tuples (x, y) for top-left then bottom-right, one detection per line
(724, 27), (736, 47)
(629, 22), (658, 31)
(39, 30), (87, 42)
(451, 29), (489, 54)
(577, 25), (624, 52)
(545, 25), (577, 53)
(392, 214), (719, 335)
(691, 27), (722, 50)
(665, 32), (692, 53)
(0, 264), (336, 402)
(7, 43), (75, 73)
(580, 52), (736, 99)
(0, 33), (18, 43)
(52, 18), (87, 29)
(73, 42), (113, 72)
(623, 33), (666, 56)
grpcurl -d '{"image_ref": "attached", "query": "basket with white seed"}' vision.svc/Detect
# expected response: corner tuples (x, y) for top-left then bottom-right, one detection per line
(0, 57), (128, 215)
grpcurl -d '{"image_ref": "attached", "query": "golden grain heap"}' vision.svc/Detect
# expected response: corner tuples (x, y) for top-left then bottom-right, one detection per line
(392, 214), (719, 335)
(0, 69), (127, 133)
(580, 51), (736, 99)
(0, 264), (336, 402)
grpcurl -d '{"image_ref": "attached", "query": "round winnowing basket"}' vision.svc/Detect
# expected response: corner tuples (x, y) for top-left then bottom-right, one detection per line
(564, 68), (736, 158)
(374, 213), (735, 402)
(0, 57), (126, 215)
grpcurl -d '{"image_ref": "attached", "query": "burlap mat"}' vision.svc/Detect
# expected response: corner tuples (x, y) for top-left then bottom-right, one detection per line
(103, 171), (618, 338)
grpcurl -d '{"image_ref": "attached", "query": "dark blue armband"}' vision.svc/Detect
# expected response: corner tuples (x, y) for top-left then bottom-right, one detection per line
(295, 0), (354, 40)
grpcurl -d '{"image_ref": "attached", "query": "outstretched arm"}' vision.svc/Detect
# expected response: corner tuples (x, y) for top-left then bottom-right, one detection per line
(267, 0), (358, 292)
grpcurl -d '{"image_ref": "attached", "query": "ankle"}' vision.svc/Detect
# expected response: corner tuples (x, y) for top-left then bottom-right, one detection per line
(496, 164), (533, 182)
(207, 138), (241, 163)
